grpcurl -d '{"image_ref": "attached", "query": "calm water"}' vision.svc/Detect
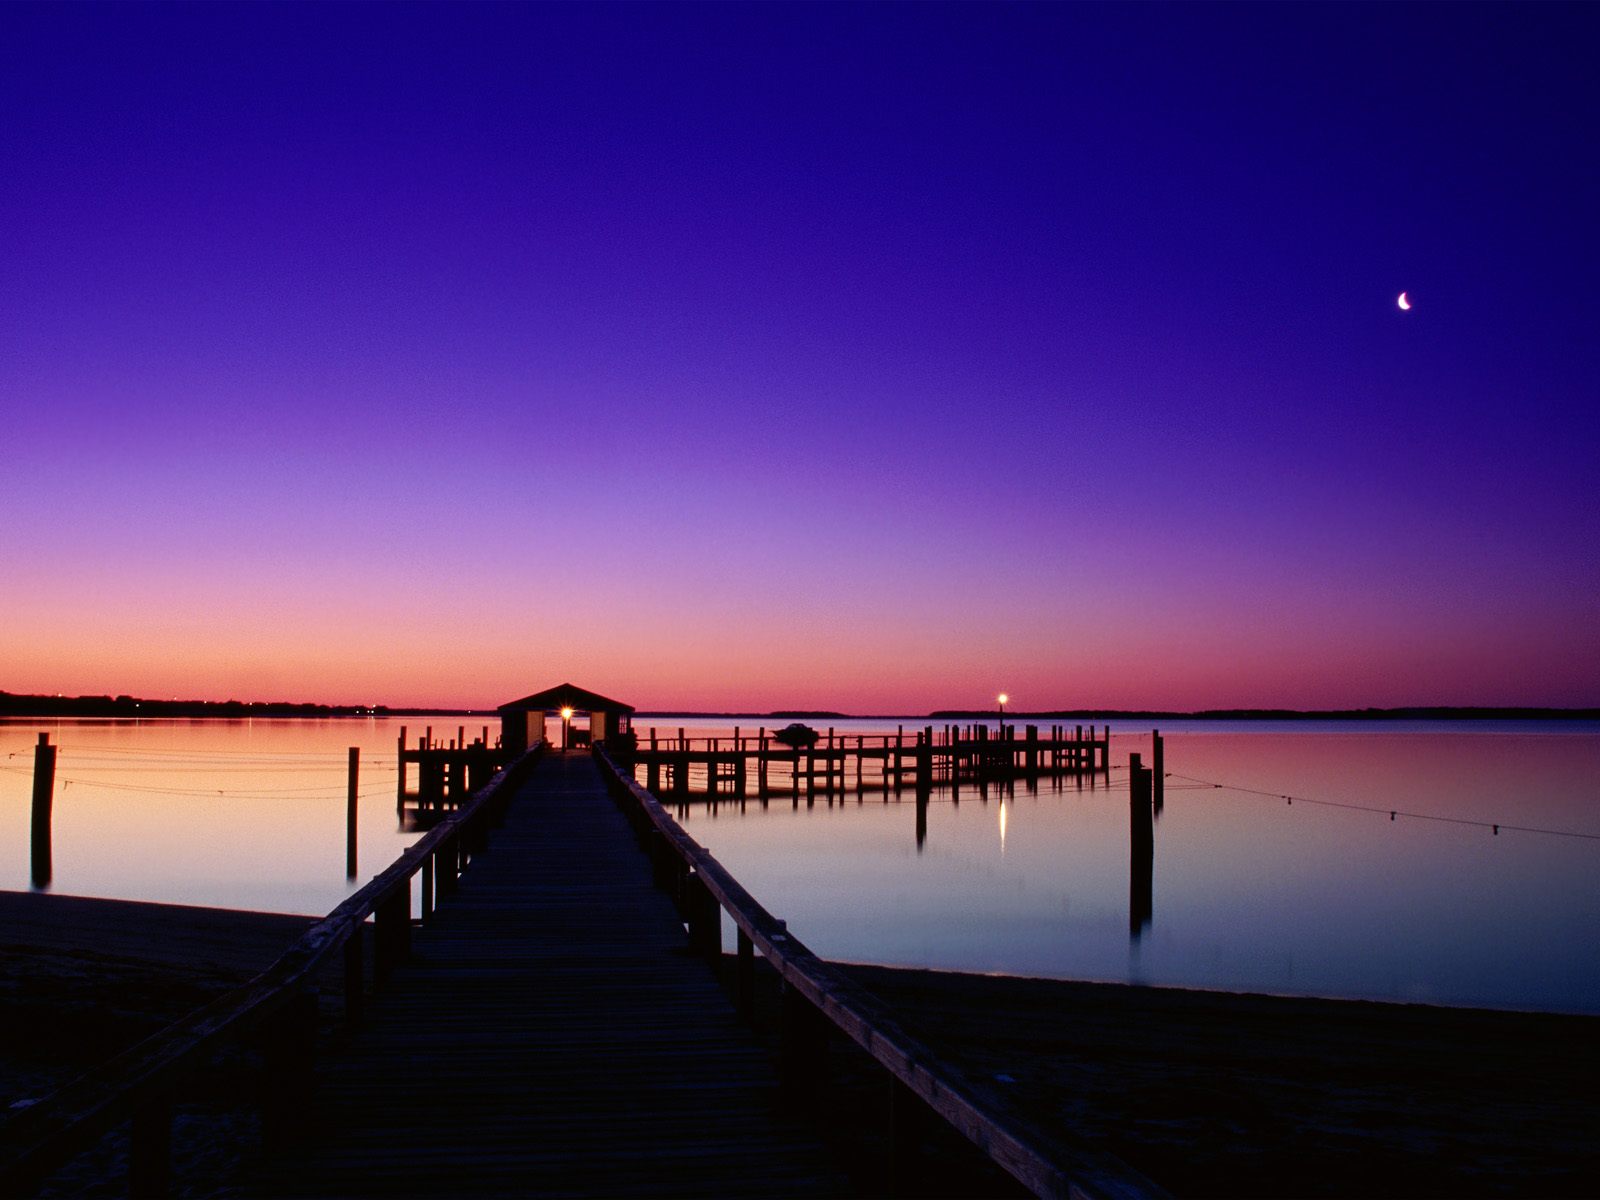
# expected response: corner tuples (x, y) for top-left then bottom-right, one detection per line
(4, 716), (1597, 1013)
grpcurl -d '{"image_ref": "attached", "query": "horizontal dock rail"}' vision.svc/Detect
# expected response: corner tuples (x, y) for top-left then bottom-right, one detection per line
(595, 744), (1166, 1200)
(0, 741), (546, 1197)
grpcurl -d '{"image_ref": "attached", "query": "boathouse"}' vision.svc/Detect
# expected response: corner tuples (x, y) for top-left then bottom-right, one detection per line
(498, 683), (635, 752)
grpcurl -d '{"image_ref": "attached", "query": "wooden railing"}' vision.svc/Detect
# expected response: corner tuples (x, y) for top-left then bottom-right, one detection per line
(0, 741), (545, 1198)
(594, 745), (1166, 1200)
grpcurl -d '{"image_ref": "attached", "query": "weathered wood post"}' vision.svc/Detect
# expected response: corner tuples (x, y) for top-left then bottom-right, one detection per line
(31, 732), (56, 890)
(346, 747), (360, 880)
(649, 829), (672, 889)
(374, 886), (413, 980)
(736, 928), (755, 1018)
(1152, 728), (1165, 816)
(1129, 754), (1153, 937)
(758, 729), (769, 801)
(684, 872), (720, 963)
(437, 836), (459, 897)
(780, 982), (826, 1105)
(396, 725), (407, 816)
(648, 728), (660, 792)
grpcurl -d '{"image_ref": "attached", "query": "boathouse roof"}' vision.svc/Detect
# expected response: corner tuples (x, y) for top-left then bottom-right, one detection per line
(497, 683), (635, 715)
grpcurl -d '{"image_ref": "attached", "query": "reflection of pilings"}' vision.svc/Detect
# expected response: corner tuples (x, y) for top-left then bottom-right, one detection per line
(1129, 753), (1153, 939)
(915, 791), (928, 852)
(31, 732), (56, 891)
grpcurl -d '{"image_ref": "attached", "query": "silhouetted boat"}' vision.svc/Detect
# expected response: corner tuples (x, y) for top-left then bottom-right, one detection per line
(771, 723), (820, 748)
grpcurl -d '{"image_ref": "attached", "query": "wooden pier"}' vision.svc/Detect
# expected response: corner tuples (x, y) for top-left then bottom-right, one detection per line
(631, 723), (1111, 801)
(1, 722), (1162, 1200)
(248, 750), (854, 1198)
(394, 723), (509, 826)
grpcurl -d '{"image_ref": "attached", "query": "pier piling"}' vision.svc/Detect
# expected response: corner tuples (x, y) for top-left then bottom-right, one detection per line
(31, 732), (56, 890)
(1129, 753), (1154, 937)
(346, 747), (360, 880)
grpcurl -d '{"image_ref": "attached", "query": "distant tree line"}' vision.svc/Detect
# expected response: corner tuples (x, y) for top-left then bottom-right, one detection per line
(0, 692), (484, 718)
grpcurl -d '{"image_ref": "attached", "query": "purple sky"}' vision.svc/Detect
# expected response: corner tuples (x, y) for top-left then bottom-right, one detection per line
(2, 2), (1596, 712)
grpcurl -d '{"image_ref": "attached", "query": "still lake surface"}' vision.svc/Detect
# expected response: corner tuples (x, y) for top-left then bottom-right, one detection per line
(3, 716), (1597, 1014)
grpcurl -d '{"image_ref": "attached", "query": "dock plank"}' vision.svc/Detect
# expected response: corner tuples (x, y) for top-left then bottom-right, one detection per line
(247, 752), (855, 1198)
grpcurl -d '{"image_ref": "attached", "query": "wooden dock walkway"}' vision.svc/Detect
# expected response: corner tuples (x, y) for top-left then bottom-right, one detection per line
(248, 750), (855, 1198)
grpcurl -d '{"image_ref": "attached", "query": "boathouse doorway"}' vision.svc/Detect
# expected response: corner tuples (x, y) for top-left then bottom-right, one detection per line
(497, 683), (635, 753)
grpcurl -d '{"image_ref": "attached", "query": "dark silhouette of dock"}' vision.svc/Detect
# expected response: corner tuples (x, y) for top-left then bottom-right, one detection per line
(3, 696), (1163, 1199)
(248, 750), (851, 1197)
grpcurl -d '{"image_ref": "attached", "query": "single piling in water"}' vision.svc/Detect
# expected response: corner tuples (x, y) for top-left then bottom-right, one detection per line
(1152, 728), (1165, 816)
(1129, 753), (1154, 937)
(31, 732), (57, 890)
(347, 746), (360, 880)
(396, 726), (407, 815)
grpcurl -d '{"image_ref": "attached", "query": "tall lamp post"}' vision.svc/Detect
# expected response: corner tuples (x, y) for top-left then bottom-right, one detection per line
(997, 693), (1008, 735)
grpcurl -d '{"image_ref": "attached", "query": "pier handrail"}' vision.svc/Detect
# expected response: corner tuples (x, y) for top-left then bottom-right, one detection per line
(0, 740), (546, 1194)
(594, 745), (1165, 1200)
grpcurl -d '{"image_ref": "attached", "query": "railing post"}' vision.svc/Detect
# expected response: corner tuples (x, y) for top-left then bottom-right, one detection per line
(685, 872), (719, 963)
(736, 929), (755, 1018)
(438, 836), (460, 897)
(649, 829), (671, 889)
(374, 890), (408, 982)
(780, 983), (826, 1104)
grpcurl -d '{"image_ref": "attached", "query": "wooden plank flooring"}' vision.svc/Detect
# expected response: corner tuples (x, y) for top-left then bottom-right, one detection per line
(248, 751), (855, 1198)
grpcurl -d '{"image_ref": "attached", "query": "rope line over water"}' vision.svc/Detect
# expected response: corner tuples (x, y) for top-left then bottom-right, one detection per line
(0, 763), (397, 801)
(1167, 771), (1600, 842)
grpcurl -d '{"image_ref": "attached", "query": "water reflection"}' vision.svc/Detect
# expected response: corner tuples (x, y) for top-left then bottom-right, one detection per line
(1, 717), (425, 915)
(668, 724), (1600, 1014)
(4, 717), (1598, 1012)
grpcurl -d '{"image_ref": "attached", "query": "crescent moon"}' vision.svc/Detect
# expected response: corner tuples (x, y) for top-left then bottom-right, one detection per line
(1397, 292), (1411, 311)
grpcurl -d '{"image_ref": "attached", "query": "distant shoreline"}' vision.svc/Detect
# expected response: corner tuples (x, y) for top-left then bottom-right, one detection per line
(3, 691), (1596, 722)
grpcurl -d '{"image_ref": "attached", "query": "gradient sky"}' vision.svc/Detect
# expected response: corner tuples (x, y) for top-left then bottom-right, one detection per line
(3, 2), (1597, 712)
